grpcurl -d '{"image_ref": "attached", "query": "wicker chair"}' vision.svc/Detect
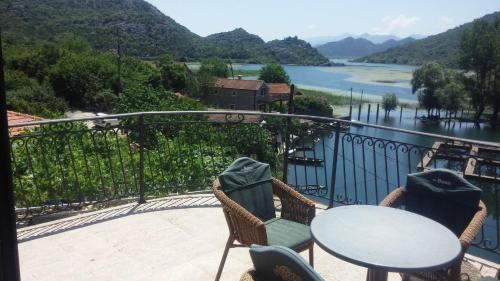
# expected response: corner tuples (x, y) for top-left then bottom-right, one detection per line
(380, 187), (487, 281)
(213, 177), (316, 281)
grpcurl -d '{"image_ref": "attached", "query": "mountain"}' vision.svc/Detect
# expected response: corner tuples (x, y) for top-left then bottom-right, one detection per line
(354, 11), (500, 67)
(205, 29), (329, 65)
(316, 37), (417, 58)
(0, 0), (328, 65)
(306, 33), (425, 46)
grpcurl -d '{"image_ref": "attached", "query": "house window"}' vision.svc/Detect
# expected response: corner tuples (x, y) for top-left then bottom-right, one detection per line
(232, 91), (236, 96)
(230, 104), (236, 110)
(260, 88), (265, 96)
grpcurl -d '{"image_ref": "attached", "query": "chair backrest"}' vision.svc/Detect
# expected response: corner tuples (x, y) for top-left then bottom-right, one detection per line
(249, 245), (324, 281)
(219, 157), (276, 222)
(404, 169), (482, 236)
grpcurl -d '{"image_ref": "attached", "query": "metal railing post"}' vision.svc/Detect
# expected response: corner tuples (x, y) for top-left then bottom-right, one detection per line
(138, 114), (146, 204)
(282, 85), (295, 183)
(328, 122), (341, 208)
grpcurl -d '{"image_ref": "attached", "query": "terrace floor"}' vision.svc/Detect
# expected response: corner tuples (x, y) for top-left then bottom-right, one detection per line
(17, 194), (499, 281)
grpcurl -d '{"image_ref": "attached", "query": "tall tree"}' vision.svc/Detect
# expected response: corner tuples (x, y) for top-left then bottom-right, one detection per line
(159, 55), (188, 93)
(258, 63), (291, 84)
(435, 81), (466, 117)
(381, 93), (398, 117)
(198, 58), (229, 78)
(460, 20), (498, 122)
(411, 62), (447, 116)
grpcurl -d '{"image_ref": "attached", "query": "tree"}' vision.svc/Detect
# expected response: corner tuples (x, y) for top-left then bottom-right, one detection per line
(435, 81), (466, 117)
(258, 63), (291, 84)
(381, 93), (398, 117)
(460, 20), (499, 122)
(198, 58), (229, 78)
(159, 55), (188, 93)
(411, 62), (447, 116)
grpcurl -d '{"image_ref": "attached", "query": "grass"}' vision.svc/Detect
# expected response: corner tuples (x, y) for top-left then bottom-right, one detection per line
(232, 69), (260, 77)
(298, 88), (417, 108)
(299, 88), (362, 106)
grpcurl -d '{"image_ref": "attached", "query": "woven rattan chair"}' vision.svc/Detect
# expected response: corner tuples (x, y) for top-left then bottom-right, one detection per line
(380, 187), (487, 281)
(213, 177), (316, 281)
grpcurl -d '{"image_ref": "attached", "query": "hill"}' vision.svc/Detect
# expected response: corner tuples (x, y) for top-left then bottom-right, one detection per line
(316, 37), (416, 58)
(306, 33), (425, 46)
(354, 11), (500, 67)
(0, 0), (328, 65)
(205, 29), (329, 65)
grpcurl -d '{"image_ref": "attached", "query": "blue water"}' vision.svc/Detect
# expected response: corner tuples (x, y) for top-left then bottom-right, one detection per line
(235, 60), (417, 101)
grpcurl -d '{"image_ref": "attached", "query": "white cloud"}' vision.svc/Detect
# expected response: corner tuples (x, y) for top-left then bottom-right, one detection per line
(372, 14), (420, 34)
(440, 17), (454, 24)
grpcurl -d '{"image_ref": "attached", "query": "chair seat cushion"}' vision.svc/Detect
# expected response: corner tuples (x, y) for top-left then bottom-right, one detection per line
(249, 245), (324, 281)
(404, 169), (482, 236)
(265, 218), (312, 249)
(219, 157), (276, 222)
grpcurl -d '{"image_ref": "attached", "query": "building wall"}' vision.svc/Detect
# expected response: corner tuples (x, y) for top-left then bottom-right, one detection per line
(210, 86), (268, 110)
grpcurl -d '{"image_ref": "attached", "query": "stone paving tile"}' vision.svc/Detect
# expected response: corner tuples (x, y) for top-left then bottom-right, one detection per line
(17, 195), (496, 280)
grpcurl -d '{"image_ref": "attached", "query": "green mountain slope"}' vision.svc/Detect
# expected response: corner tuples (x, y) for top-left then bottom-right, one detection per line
(0, 0), (209, 58)
(354, 11), (500, 67)
(0, 0), (329, 65)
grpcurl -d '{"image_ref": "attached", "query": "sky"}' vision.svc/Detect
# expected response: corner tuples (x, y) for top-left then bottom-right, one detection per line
(145, 0), (500, 41)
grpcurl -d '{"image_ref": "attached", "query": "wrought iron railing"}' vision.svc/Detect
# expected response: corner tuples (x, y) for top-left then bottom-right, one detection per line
(8, 111), (500, 259)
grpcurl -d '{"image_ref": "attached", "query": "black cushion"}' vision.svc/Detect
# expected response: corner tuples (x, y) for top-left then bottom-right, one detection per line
(219, 157), (276, 221)
(404, 169), (482, 236)
(249, 245), (324, 281)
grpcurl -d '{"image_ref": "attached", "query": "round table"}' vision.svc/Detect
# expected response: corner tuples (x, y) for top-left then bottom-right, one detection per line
(311, 205), (462, 281)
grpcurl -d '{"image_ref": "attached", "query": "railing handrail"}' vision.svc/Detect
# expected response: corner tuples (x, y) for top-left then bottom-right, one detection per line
(8, 110), (500, 148)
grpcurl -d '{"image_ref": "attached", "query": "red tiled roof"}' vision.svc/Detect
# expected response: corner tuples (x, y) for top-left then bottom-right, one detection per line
(214, 78), (264, 91)
(267, 83), (290, 94)
(7, 111), (41, 136)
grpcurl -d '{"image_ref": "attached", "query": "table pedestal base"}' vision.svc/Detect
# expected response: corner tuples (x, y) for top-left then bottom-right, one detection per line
(366, 269), (388, 281)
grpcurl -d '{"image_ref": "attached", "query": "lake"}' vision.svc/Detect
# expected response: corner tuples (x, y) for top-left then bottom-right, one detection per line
(234, 59), (417, 103)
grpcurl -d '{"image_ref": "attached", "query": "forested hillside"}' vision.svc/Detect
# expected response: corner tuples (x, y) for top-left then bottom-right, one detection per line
(0, 0), (328, 65)
(354, 11), (500, 67)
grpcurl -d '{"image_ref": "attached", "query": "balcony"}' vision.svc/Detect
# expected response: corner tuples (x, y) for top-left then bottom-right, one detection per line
(9, 111), (500, 280)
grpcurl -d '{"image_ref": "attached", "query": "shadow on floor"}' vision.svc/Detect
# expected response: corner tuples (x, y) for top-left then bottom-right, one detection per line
(17, 194), (221, 243)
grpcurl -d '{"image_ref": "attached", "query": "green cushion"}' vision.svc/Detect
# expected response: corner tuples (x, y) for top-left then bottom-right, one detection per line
(219, 157), (276, 222)
(249, 245), (324, 281)
(480, 277), (497, 281)
(265, 218), (312, 249)
(405, 169), (482, 236)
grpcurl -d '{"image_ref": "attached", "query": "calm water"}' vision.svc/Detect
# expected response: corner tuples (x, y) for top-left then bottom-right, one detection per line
(237, 61), (500, 260)
(286, 109), (499, 262)
(235, 59), (416, 102)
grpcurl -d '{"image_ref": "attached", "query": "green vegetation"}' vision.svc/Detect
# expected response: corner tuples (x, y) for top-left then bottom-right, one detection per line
(299, 89), (360, 106)
(258, 64), (291, 84)
(411, 62), (450, 116)
(382, 93), (398, 117)
(4, 35), (204, 117)
(355, 11), (500, 67)
(0, 1), (328, 65)
(460, 19), (500, 124)
(407, 17), (500, 125)
(294, 96), (332, 117)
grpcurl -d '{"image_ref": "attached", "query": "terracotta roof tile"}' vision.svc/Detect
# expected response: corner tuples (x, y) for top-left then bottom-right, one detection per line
(7, 111), (41, 136)
(214, 78), (264, 91)
(267, 83), (290, 95)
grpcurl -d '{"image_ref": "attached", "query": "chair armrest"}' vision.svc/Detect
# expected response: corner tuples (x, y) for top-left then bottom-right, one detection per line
(213, 180), (267, 246)
(239, 269), (258, 281)
(379, 187), (405, 208)
(272, 178), (316, 225)
(458, 200), (487, 250)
